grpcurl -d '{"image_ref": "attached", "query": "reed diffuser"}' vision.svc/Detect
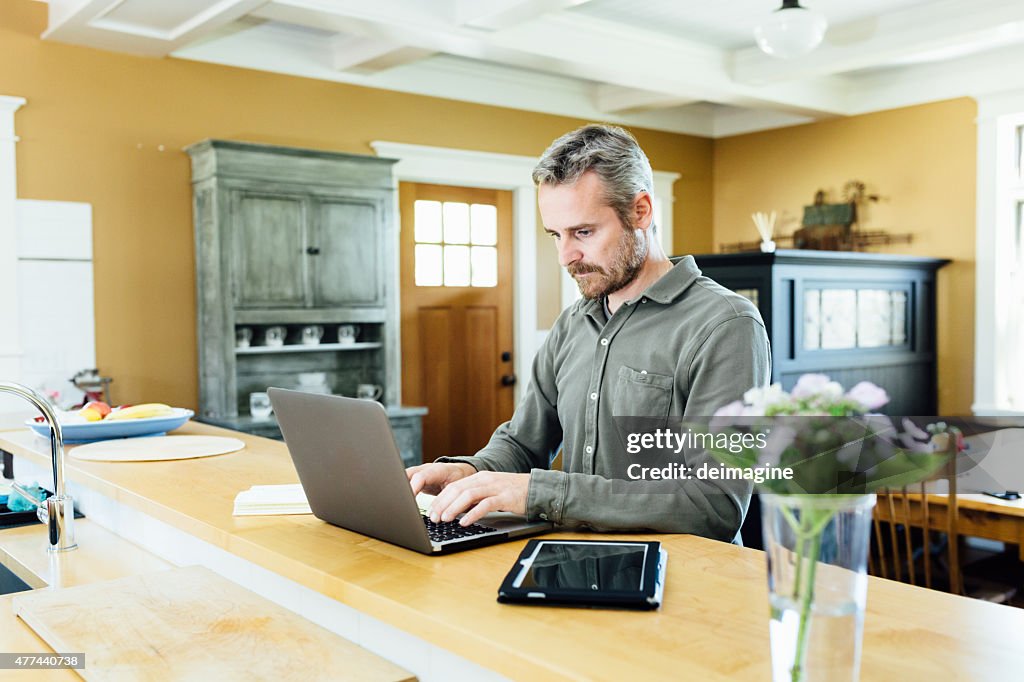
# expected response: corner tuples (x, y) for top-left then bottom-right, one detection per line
(752, 211), (777, 253)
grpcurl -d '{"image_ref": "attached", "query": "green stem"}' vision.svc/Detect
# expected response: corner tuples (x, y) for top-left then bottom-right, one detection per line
(790, 525), (823, 682)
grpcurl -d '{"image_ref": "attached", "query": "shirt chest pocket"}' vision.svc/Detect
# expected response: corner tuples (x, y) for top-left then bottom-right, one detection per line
(611, 366), (674, 420)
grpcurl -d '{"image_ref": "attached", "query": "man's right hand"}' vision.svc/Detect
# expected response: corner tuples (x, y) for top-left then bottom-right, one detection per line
(406, 462), (477, 495)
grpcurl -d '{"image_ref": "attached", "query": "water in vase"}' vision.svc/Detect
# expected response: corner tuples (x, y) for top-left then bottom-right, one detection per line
(769, 593), (863, 682)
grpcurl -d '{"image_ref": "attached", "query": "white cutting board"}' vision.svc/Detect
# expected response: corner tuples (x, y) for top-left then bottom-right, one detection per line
(12, 565), (415, 681)
(70, 435), (245, 462)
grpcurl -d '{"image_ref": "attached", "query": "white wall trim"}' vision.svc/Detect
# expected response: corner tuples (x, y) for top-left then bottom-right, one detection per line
(974, 90), (1024, 415)
(369, 141), (540, 402)
(0, 96), (26, 390)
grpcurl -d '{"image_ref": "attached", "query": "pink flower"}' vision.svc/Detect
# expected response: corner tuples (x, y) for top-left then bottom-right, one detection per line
(846, 382), (890, 410)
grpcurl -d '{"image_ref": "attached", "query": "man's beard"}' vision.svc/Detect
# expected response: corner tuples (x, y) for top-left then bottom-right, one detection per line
(567, 228), (648, 300)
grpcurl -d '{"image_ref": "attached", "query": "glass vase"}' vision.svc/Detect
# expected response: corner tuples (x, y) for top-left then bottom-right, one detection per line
(762, 494), (876, 682)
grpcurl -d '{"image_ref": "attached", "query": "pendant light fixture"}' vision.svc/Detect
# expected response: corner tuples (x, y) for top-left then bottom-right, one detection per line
(754, 0), (828, 59)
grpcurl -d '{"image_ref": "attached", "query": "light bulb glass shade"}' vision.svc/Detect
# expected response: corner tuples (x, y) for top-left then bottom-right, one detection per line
(754, 4), (828, 59)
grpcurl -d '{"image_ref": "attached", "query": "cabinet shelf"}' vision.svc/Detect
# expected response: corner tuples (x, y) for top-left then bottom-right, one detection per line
(235, 342), (382, 355)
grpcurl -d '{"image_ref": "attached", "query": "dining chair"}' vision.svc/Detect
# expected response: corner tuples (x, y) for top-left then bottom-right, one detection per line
(870, 432), (1018, 602)
(870, 433), (962, 594)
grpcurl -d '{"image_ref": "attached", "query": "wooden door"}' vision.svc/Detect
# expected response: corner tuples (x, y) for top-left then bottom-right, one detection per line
(400, 183), (515, 462)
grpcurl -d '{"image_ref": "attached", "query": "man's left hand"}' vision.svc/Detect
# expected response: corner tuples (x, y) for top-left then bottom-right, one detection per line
(428, 471), (531, 526)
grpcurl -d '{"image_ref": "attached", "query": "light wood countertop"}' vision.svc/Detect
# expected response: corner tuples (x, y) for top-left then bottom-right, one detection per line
(1, 424), (1023, 680)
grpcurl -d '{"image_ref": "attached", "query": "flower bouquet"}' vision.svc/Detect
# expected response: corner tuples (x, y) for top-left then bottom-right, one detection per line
(709, 374), (953, 682)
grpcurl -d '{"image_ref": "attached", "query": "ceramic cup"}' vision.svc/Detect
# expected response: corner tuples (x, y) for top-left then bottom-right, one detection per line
(264, 325), (287, 347)
(235, 326), (252, 349)
(337, 324), (360, 345)
(356, 383), (383, 401)
(249, 391), (273, 419)
(301, 325), (324, 346)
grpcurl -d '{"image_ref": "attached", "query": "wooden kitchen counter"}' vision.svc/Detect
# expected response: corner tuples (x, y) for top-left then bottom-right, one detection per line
(1, 424), (1022, 680)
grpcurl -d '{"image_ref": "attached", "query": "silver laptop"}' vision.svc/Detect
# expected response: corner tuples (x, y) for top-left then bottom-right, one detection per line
(268, 388), (552, 554)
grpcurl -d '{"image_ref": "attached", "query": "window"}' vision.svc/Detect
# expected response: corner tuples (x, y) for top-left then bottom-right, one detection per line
(413, 200), (497, 287)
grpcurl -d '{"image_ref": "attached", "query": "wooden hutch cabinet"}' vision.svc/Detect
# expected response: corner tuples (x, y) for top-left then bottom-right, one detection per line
(186, 140), (424, 466)
(691, 250), (950, 415)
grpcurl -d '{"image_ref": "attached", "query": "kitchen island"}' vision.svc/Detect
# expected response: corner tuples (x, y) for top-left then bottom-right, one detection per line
(1, 423), (1022, 680)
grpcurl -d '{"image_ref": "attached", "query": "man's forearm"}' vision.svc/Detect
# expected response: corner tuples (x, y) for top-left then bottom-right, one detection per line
(527, 468), (750, 541)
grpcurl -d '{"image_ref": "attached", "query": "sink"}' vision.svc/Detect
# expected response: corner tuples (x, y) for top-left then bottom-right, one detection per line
(0, 561), (31, 595)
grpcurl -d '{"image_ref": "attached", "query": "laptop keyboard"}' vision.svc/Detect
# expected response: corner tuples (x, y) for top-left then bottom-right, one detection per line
(421, 515), (495, 543)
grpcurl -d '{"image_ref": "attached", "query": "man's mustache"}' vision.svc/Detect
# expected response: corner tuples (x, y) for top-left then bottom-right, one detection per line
(567, 263), (605, 277)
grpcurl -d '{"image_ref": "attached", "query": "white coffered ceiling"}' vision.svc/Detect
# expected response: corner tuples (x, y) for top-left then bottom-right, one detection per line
(37, 0), (1024, 137)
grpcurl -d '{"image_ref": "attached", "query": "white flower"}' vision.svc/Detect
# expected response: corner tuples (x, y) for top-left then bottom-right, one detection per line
(713, 400), (746, 418)
(744, 382), (785, 414)
(846, 382), (890, 410)
(791, 374), (833, 399)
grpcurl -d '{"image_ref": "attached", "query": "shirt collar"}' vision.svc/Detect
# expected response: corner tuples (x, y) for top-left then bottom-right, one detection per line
(576, 255), (702, 320)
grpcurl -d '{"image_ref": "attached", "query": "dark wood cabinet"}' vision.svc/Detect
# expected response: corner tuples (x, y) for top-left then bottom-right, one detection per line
(691, 250), (950, 415)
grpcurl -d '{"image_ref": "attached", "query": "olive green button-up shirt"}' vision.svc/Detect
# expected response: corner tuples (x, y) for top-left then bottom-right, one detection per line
(438, 256), (770, 542)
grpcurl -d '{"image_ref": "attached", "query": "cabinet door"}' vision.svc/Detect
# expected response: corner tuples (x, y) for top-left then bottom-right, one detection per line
(232, 192), (308, 308)
(312, 197), (383, 307)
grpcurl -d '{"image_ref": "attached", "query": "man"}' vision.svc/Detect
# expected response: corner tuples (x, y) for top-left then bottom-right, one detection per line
(407, 124), (770, 542)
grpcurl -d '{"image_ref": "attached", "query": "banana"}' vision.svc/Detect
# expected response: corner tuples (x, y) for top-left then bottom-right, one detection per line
(105, 403), (175, 420)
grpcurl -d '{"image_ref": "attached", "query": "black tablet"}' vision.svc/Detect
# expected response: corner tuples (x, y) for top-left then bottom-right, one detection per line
(497, 539), (667, 610)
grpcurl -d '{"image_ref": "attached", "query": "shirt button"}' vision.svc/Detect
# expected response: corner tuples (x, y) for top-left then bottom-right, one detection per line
(641, 297), (647, 303)
(585, 446), (593, 454)
(600, 338), (609, 346)
(590, 392), (597, 400)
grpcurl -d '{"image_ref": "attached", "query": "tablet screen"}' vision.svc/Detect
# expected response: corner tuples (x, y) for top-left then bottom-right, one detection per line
(513, 541), (649, 592)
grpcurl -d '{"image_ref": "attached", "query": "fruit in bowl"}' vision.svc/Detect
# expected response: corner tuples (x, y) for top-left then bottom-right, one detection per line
(79, 401), (112, 422)
(105, 403), (175, 421)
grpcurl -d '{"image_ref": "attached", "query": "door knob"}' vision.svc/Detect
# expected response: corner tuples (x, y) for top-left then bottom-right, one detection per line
(501, 375), (517, 386)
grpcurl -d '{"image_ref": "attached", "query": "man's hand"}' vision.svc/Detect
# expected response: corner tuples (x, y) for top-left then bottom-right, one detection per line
(426, 471), (531, 527)
(406, 462), (477, 495)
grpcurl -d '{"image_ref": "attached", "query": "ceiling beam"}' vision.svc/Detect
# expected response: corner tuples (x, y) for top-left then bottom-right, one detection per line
(330, 35), (435, 74)
(42, 0), (269, 57)
(594, 85), (697, 115)
(452, 0), (594, 31)
(733, 0), (1024, 85)
(257, 0), (849, 117)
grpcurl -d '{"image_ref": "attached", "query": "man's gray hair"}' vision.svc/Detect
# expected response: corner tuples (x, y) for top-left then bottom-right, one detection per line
(532, 124), (655, 232)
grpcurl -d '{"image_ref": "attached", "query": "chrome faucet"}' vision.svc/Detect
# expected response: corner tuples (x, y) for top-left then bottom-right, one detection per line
(0, 381), (77, 552)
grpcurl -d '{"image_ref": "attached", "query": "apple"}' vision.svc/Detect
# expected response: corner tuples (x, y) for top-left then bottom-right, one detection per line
(79, 401), (112, 422)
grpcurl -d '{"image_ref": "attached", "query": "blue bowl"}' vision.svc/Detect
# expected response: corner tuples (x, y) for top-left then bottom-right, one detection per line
(25, 408), (194, 444)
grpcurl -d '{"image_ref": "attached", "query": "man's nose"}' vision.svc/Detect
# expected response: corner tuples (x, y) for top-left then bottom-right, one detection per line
(557, 240), (581, 268)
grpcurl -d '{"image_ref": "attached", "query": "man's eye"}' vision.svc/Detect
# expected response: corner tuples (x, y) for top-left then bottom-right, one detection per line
(576, 230), (591, 238)
(547, 232), (560, 240)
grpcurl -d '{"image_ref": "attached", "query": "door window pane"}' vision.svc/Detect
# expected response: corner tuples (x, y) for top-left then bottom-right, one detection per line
(471, 246), (497, 287)
(443, 245), (471, 287)
(443, 202), (470, 244)
(414, 200), (442, 243)
(471, 204), (498, 245)
(415, 244), (443, 286)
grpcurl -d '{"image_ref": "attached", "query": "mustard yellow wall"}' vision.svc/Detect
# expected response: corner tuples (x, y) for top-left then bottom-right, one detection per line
(1, 0), (712, 409)
(713, 98), (977, 414)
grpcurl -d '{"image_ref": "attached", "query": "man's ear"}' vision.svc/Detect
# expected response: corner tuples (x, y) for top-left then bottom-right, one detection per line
(633, 191), (654, 230)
